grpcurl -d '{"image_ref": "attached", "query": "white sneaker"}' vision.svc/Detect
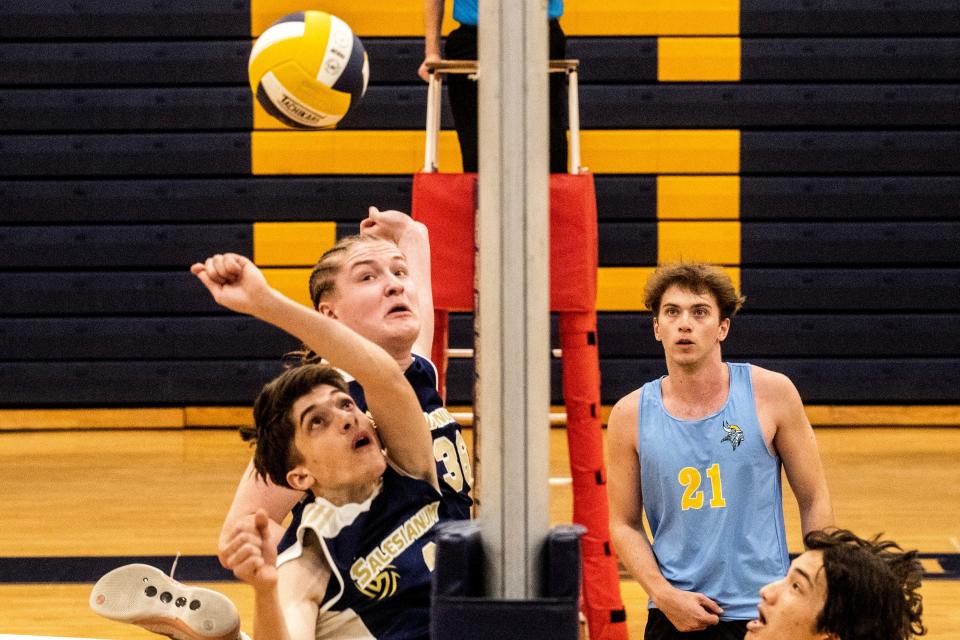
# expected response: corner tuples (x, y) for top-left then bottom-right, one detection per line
(90, 563), (241, 640)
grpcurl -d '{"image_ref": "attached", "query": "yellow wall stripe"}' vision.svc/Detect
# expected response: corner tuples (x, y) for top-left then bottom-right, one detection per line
(658, 37), (741, 81)
(251, 0), (456, 37)
(597, 266), (741, 311)
(565, 0), (739, 36)
(262, 267), (314, 307)
(250, 0), (739, 37)
(253, 222), (337, 267)
(657, 176), (740, 219)
(252, 130), (739, 175)
(252, 130), (464, 174)
(658, 221), (741, 265)
(580, 130), (740, 174)
(5, 406), (956, 430)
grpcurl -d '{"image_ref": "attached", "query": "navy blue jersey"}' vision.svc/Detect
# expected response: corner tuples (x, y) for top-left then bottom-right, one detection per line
(278, 353), (472, 553)
(276, 449), (470, 638)
(348, 354), (472, 519)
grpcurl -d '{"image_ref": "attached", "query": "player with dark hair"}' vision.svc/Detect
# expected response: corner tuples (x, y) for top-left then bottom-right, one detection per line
(608, 262), (834, 639)
(199, 254), (472, 639)
(96, 252), (467, 640)
(91, 211), (472, 640)
(746, 528), (926, 640)
(219, 209), (471, 561)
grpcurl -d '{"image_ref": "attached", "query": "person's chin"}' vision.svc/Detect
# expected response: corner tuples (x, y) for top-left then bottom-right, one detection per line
(386, 320), (420, 345)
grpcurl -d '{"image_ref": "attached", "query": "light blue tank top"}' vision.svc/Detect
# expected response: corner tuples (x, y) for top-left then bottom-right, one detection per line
(638, 362), (788, 620)
(454, 0), (563, 25)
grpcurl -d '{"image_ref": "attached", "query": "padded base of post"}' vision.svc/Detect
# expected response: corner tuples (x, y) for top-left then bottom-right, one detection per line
(431, 522), (585, 640)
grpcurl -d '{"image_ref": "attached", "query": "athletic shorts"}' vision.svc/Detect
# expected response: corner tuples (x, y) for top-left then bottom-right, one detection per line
(644, 609), (748, 640)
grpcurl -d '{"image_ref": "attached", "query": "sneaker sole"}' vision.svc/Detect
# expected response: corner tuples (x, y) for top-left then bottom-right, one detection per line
(90, 563), (240, 640)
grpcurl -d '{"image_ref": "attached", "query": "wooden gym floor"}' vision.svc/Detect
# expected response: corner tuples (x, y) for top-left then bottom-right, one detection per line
(0, 425), (958, 638)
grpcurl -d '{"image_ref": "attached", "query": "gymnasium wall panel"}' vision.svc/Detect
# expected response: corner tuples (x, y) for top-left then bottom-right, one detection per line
(740, 39), (960, 80)
(739, 269), (960, 311)
(443, 359), (960, 406)
(5, 313), (955, 363)
(0, 225), (253, 268)
(3, 357), (956, 406)
(597, 176), (960, 221)
(1, 0), (958, 417)
(10, 38), (958, 87)
(0, 361), (286, 405)
(17, 175), (954, 224)
(736, 177), (960, 221)
(739, 1), (960, 35)
(10, 85), (960, 132)
(594, 269), (960, 312)
(0, 134), (250, 176)
(579, 86), (960, 129)
(741, 132), (960, 174)
(0, 42), (251, 86)
(738, 223), (960, 266)
(0, 1), (250, 39)
(0, 178), (413, 223)
(3, 1), (959, 38)
(1, 273), (221, 316)
(0, 89), (253, 132)
(7, 269), (957, 317)
(0, 318), (299, 361)
(446, 313), (960, 359)
(597, 223), (960, 266)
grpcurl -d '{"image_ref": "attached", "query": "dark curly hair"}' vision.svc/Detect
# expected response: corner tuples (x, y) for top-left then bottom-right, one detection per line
(805, 528), (926, 640)
(240, 364), (349, 489)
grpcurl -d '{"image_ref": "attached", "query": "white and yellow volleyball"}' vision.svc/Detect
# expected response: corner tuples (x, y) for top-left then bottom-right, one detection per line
(249, 11), (369, 128)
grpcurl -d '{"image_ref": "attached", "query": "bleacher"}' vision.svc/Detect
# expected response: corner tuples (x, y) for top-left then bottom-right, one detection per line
(1, 0), (958, 425)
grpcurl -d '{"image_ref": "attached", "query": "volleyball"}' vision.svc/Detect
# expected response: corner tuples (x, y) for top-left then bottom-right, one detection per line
(248, 11), (369, 128)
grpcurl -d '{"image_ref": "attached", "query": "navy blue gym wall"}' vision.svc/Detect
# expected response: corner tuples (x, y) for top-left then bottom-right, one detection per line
(0, 2), (958, 419)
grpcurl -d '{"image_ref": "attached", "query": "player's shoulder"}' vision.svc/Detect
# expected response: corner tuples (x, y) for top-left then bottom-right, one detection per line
(749, 364), (802, 408)
(749, 364), (795, 390)
(408, 352), (439, 383)
(610, 388), (642, 417)
(607, 388), (642, 440)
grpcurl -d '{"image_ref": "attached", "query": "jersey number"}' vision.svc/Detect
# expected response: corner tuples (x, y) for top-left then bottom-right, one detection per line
(433, 430), (474, 492)
(678, 463), (726, 511)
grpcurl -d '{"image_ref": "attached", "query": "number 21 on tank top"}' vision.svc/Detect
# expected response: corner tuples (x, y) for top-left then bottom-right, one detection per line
(678, 463), (726, 510)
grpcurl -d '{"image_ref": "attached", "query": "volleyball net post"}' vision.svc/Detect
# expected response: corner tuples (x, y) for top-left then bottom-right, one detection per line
(412, 1), (626, 636)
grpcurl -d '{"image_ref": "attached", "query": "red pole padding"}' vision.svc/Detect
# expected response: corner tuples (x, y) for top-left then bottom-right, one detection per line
(412, 172), (628, 638)
(561, 311), (628, 640)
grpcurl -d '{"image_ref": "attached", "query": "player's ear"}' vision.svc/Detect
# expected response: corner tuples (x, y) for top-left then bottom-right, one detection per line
(286, 465), (315, 492)
(316, 300), (337, 319)
(652, 316), (662, 342)
(718, 317), (730, 342)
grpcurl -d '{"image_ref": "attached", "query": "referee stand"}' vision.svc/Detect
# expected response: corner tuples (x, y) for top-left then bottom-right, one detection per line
(412, 54), (627, 640)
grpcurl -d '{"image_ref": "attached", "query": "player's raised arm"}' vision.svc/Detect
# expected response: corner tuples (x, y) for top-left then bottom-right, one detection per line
(192, 254), (438, 489)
